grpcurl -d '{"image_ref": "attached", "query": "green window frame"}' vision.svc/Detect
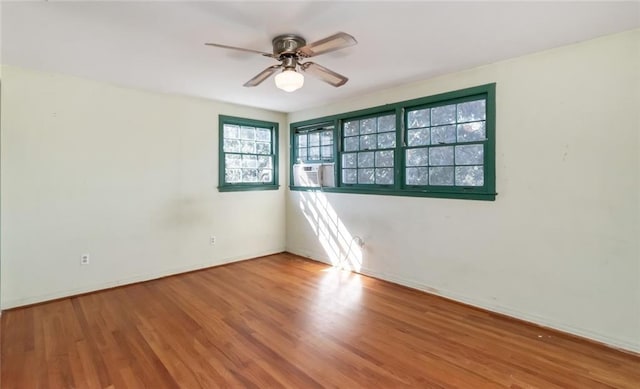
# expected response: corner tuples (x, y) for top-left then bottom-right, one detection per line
(289, 84), (496, 201)
(219, 115), (279, 192)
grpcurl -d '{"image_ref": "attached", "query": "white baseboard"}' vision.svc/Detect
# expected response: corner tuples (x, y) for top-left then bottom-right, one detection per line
(2, 248), (285, 309)
(286, 247), (640, 354)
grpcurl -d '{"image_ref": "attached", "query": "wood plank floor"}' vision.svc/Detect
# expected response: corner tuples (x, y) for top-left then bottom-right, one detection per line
(2, 253), (639, 388)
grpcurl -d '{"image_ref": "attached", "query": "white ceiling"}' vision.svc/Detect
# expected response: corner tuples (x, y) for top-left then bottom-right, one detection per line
(2, 1), (639, 113)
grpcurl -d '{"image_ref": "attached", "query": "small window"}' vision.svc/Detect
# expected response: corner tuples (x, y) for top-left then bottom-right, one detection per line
(291, 123), (337, 188)
(219, 115), (278, 192)
(294, 124), (335, 163)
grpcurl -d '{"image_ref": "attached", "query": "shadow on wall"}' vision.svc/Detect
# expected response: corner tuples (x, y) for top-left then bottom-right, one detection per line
(298, 186), (363, 272)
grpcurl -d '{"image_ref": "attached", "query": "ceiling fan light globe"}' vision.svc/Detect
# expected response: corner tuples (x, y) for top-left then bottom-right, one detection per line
(275, 69), (304, 92)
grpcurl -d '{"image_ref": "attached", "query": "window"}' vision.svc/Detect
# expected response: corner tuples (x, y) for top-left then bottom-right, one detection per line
(289, 84), (496, 200)
(405, 97), (487, 188)
(219, 115), (278, 191)
(294, 124), (334, 163)
(341, 113), (396, 186)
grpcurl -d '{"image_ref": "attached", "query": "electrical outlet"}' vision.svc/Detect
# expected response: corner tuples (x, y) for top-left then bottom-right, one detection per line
(80, 254), (90, 265)
(210, 236), (216, 245)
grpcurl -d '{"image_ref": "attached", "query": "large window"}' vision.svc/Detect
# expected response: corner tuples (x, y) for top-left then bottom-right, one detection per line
(405, 97), (487, 188)
(289, 84), (495, 200)
(341, 113), (396, 186)
(219, 115), (278, 192)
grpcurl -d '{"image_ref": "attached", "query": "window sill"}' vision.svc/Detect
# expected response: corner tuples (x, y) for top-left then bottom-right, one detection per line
(289, 185), (496, 201)
(218, 185), (280, 192)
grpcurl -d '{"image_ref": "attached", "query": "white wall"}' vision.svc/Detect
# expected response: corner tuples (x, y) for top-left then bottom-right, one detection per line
(1, 66), (287, 308)
(286, 30), (640, 352)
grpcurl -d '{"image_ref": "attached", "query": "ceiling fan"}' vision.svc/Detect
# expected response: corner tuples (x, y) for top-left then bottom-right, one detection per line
(205, 32), (357, 92)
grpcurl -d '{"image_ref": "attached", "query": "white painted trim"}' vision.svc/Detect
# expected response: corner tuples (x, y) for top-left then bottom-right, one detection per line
(286, 247), (640, 354)
(2, 248), (285, 309)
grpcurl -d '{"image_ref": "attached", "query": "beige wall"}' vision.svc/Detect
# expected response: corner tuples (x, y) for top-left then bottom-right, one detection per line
(286, 30), (640, 352)
(1, 66), (287, 308)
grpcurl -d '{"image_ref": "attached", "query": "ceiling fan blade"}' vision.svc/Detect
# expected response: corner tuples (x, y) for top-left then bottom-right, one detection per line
(300, 62), (348, 87)
(205, 43), (273, 58)
(243, 65), (281, 87)
(298, 32), (357, 58)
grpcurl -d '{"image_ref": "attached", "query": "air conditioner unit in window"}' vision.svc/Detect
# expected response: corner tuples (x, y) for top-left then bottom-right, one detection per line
(293, 163), (335, 188)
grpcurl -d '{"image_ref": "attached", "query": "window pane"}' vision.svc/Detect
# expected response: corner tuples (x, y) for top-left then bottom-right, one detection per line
(256, 142), (271, 155)
(457, 122), (486, 142)
(431, 104), (456, 126)
(406, 148), (428, 167)
(342, 153), (357, 168)
(429, 167), (454, 185)
(224, 124), (239, 139)
(242, 169), (259, 182)
(321, 130), (333, 145)
(256, 127), (271, 142)
(309, 146), (320, 160)
(376, 168), (394, 184)
(429, 146), (454, 166)
(225, 168), (242, 183)
(375, 150), (394, 167)
(297, 133), (307, 146)
(240, 126), (256, 140)
(457, 100), (486, 122)
(321, 146), (333, 159)
(240, 140), (256, 154)
(358, 168), (375, 184)
(455, 166), (484, 186)
(259, 169), (273, 183)
(407, 128), (430, 147)
(455, 144), (484, 165)
(377, 132), (396, 149)
(344, 121), (359, 136)
(309, 132), (320, 146)
(242, 155), (257, 168)
(408, 108), (430, 129)
(297, 148), (307, 162)
(225, 154), (242, 168)
(358, 152), (374, 168)
(377, 115), (395, 133)
(257, 155), (272, 168)
(360, 135), (376, 150)
(431, 125), (456, 144)
(223, 139), (241, 153)
(343, 169), (357, 184)
(360, 118), (376, 134)
(406, 167), (428, 185)
(344, 136), (359, 152)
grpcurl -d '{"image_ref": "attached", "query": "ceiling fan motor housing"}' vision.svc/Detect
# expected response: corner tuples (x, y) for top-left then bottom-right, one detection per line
(272, 35), (306, 57)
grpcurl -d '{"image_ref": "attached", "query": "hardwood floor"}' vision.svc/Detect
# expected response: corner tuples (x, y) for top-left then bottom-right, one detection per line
(2, 253), (639, 388)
